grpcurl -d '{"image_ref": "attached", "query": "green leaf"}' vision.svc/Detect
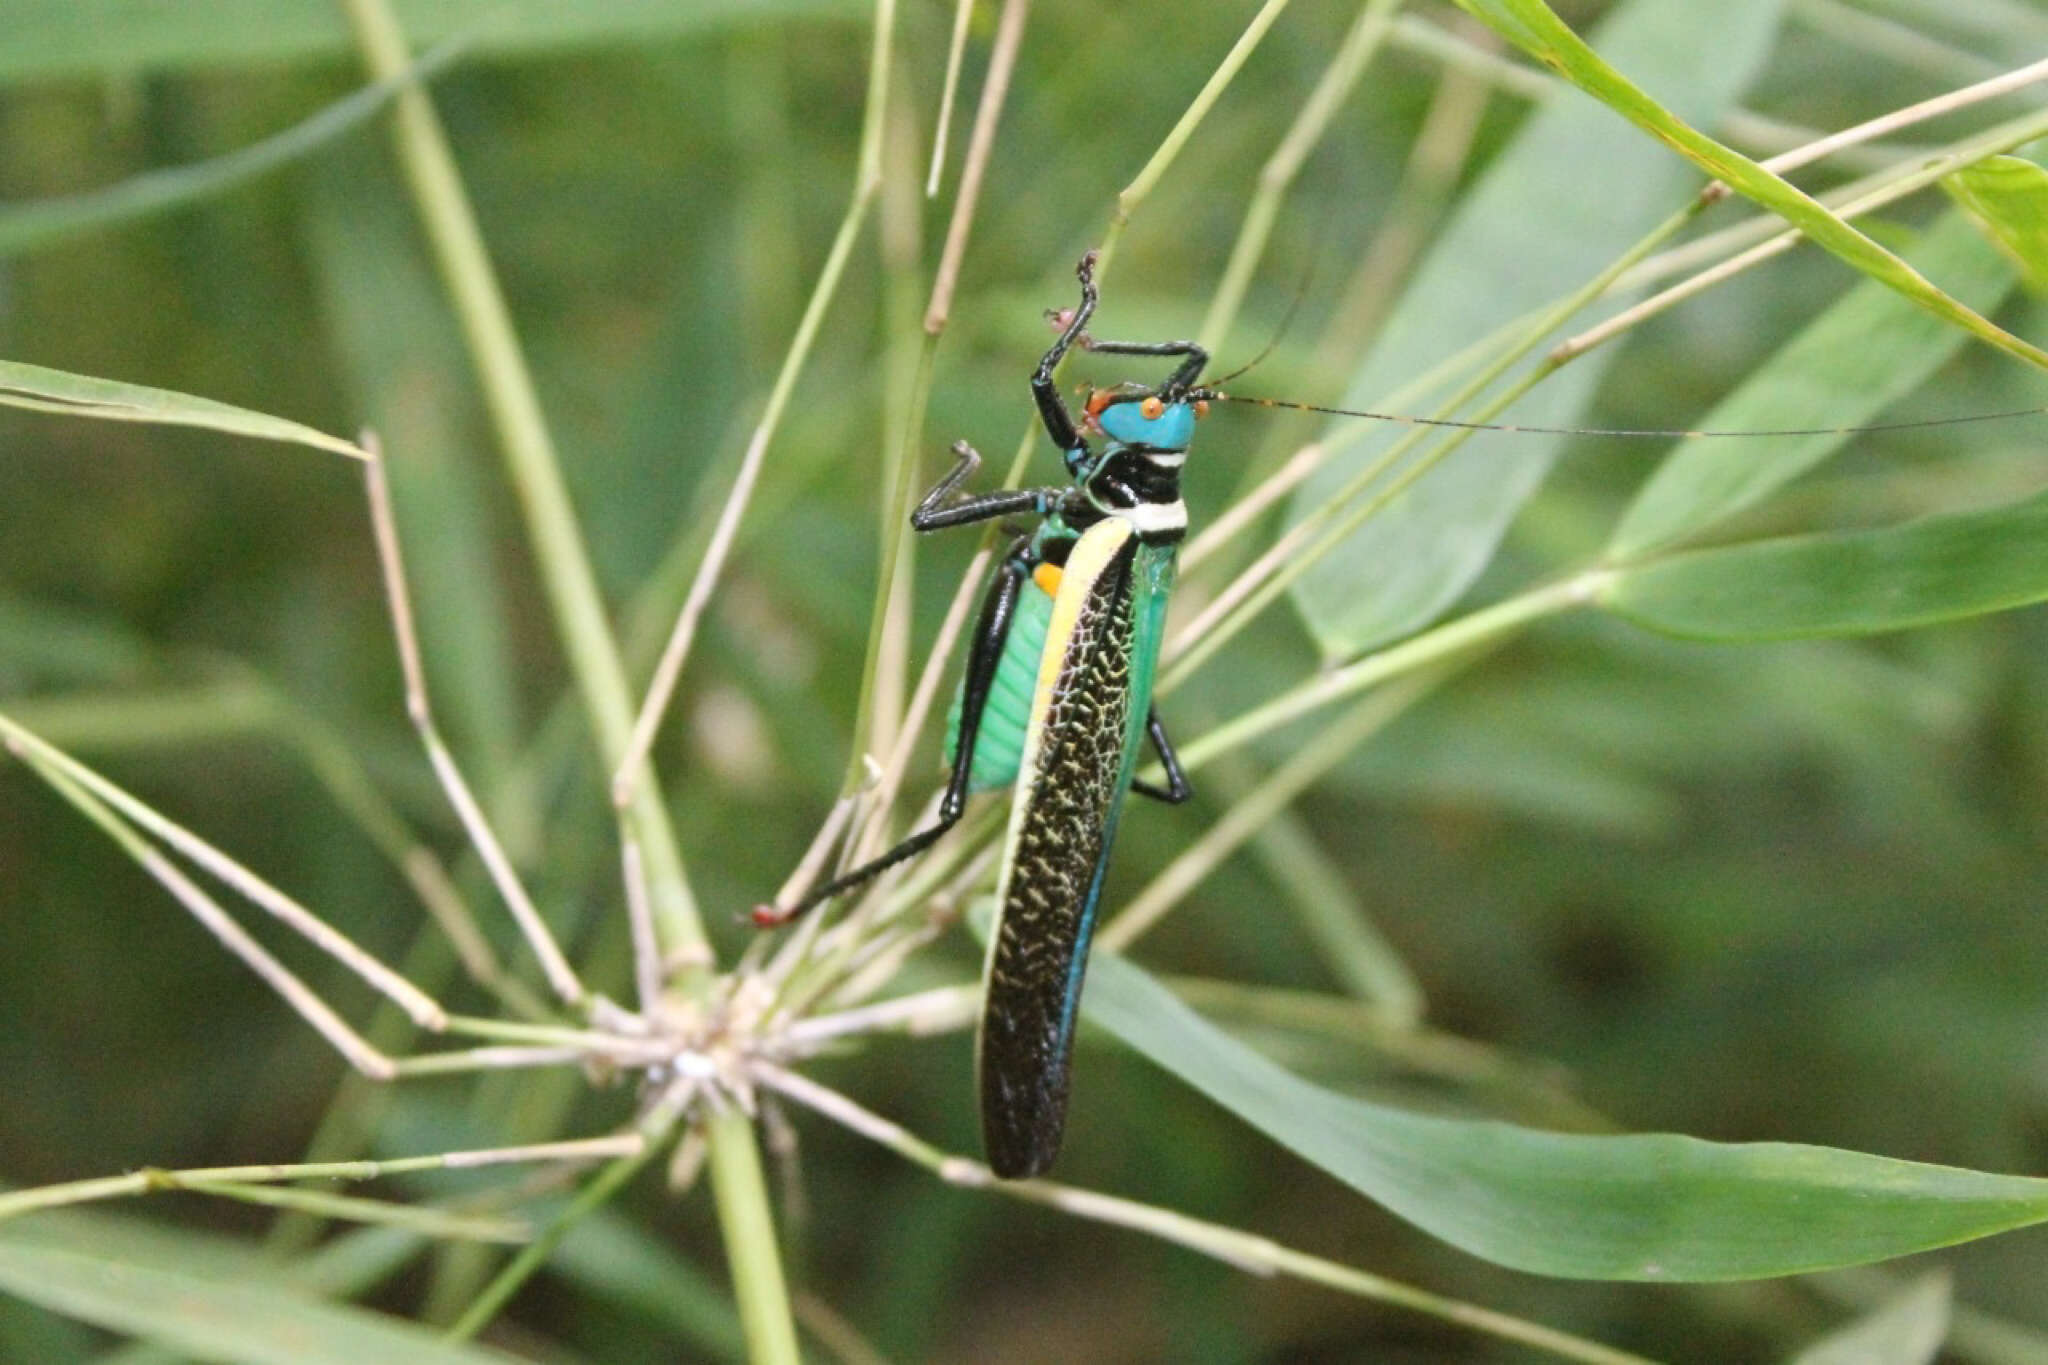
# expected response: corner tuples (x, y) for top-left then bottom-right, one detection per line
(0, 358), (364, 460)
(1608, 209), (2019, 559)
(0, 45), (463, 258)
(0, 1238), (529, 1365)
(1787, 1273), (1950, 1365)
(0, 0), (864, 84)
(1601, 486), (2048, 640)
(1085, 952), (2048, 1280)
(1287, 0), (1787, 655)
(1943, 154), (2048, 291)
(1450, 0), (2048, 373)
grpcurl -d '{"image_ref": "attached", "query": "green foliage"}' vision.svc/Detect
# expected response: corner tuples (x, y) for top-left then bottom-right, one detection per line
(5, 0), (2048, 1361)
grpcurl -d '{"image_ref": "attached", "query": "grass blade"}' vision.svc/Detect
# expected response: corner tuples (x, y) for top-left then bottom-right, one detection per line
(0, 359), (363, 460)
(1287, 0), (1786, 655)
(1602, 484), (2048, 639)
(0, 1238), (532, 1365)
(1087, 950), (2048, 1281)
(1608, 206), (2019, 559)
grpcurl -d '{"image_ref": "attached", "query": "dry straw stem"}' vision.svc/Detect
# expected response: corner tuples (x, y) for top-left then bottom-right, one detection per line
(361, 440), (586, 1009)
(0, 712), (445, 1037)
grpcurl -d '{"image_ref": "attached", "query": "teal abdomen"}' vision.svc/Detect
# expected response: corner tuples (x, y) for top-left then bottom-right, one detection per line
(945, 570), (1055, 793)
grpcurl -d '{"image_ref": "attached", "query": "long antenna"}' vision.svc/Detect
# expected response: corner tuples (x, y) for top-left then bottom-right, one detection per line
(1209, 392), (2048, 441)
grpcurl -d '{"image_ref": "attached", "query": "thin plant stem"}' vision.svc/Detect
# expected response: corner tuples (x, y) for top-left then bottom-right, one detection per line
(0, 1137), (646, 1223)
(1104, 666), (1451, 951)
(760, 1067), (1658, 1365)
(337, 0), (705, 965)
(615, 167), (882, 812)
(362, 441), (586, 1008)
(703, 1107), (803, 1365)
(388, 1047), (610, 1077)
(0, 710), (445, 1034)
(1199, 0), (1403, 352)
(444, 1125), (674, 1343)
(1178, 573), (1604, 776)
(3, 734), (400, 1078)
(922, 0), (1030, 334)
(1561, 104), (2048, 364)
(924, 0), (977, 196)
(621, 828), (662, 1017)
(1097, 0), (1297, 277)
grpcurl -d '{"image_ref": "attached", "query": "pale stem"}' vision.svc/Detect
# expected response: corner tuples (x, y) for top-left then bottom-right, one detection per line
(338, 0), (705, 961)
(760, 1067), (1655, 1365)
(1178, 573), (1606, 776)
(7, 743), (398, 1079)
(921, 0), (1030, 333)
(438, 1013), (658, 1052)
(613, 169), (880, 813)
(1101, 0), (1297, 272)
(389, 1046), (621, 1077)
(924, 0), (978, 196)
(0, 712), (444, 1032)
(362, 442), (584, 1007)
(1755, 53), (2048, 176)
(1562, 104), (2048, 363)
(0, 1136), (646, 1222)
(620, 827), (661, 1017)
(786, 984), (980, 1048)
(768, 779), (868, 912)
(1180, 440), (1325, 572)
(1104, 668), (1448, 952)
(1199, 0), (1403, 351)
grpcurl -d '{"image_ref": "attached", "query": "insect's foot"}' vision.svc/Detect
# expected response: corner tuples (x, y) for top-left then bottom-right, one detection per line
(748, 903), (793, 929)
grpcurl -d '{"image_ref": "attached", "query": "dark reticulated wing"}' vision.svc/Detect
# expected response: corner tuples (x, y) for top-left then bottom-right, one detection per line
(978, 522), (1141, 1178)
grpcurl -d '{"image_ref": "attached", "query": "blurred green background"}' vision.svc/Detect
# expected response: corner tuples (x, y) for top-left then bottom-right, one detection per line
(4, 1), (2048, 1360)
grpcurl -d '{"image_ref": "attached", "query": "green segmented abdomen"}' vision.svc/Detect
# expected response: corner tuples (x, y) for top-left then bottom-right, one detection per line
(944, 567), (1056, 793)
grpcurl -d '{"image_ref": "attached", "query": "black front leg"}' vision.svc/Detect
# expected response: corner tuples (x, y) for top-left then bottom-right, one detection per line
(1079, 335), (1209, 395)
(1030, 252), (1102, 454)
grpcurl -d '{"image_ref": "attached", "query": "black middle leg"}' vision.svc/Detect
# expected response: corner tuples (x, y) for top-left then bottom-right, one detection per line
(911, 441), (1072, 533)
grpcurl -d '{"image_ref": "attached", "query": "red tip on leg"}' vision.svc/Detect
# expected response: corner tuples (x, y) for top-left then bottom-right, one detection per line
(750, 903), (792, 928)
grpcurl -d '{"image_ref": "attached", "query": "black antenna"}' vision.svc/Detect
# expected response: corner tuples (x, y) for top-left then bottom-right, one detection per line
(1208, 392), (2048, 441)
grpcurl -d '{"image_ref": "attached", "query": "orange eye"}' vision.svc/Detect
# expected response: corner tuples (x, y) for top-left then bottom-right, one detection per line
(1139, 396), (1166, 419)
(1194, 399), (1210, 419)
